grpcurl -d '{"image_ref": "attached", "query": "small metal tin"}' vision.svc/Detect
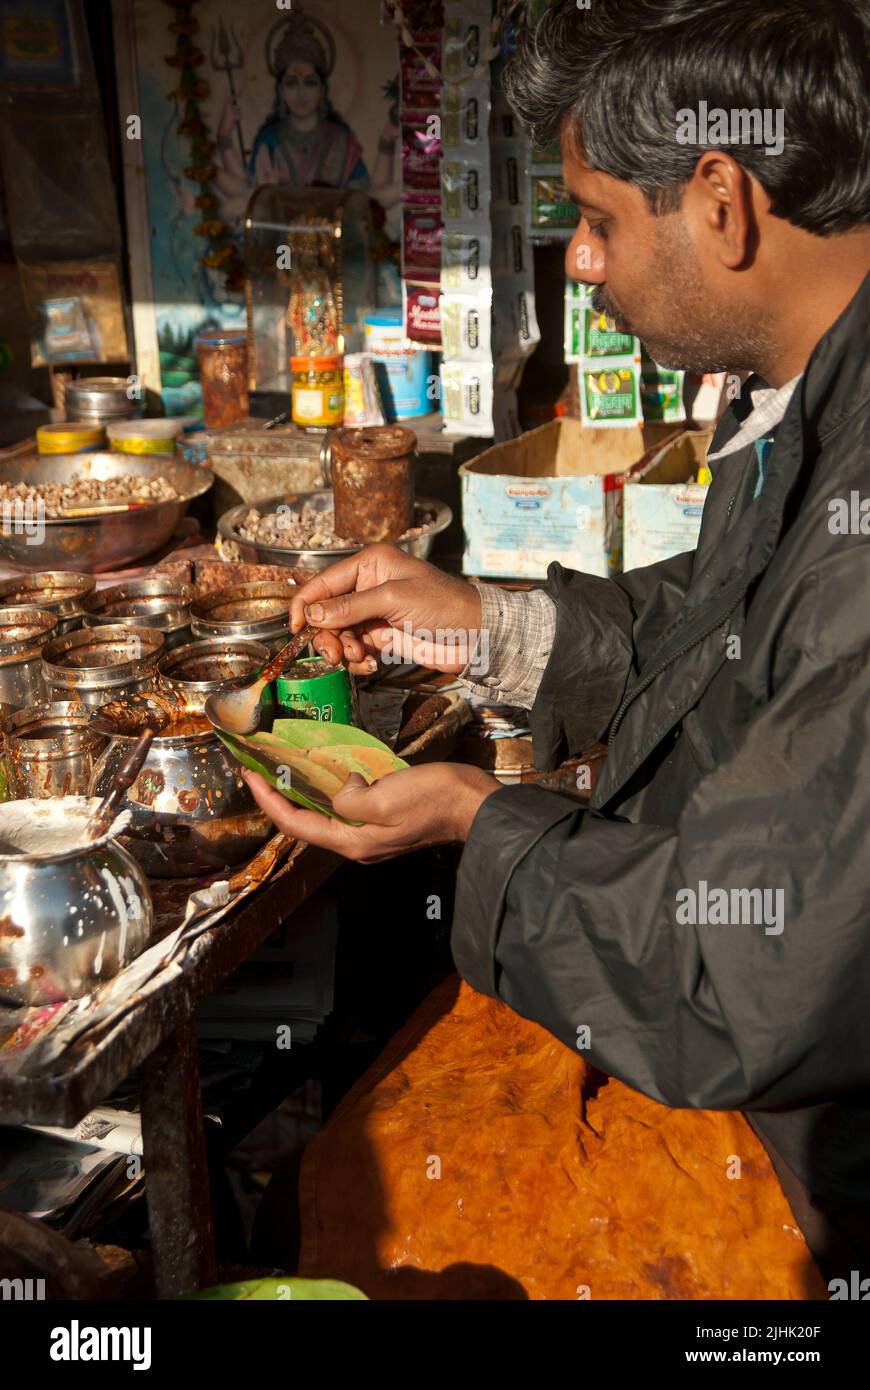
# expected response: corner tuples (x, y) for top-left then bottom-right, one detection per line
(189, 581), (295, 654)
(0, 606), (58, 708)
(275, 656), (355, 725)
(0, 571), (97, 637)
(3, 700), (106, 799)
(157, 637), (271, 714)
(82, 576), (194, 651)
(42, 623), (164, 707)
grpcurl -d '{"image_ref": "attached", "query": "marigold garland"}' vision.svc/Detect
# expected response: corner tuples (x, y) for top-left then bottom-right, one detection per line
(163, 0), (245, 293)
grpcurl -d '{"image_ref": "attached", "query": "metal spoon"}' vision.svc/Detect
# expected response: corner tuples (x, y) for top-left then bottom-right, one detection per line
(82, 727), (155, 842)
(204, 624), (317, 736)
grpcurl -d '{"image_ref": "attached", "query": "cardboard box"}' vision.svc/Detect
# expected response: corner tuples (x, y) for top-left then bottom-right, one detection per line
(622, 429), (713, 572)
(459, 417), (674, 580)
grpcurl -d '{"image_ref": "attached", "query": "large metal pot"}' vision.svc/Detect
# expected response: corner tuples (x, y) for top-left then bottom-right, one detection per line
(0, 796), (153, 1008)
(0, 452), (212, 570)
(89, 697), (271, 878)
(42, 623), (164, 707)
(3, 701), (106, 799)
(0, 606), (58, 707)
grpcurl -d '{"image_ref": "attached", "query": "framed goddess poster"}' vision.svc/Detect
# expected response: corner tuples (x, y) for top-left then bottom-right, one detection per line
(114, 0), (401, 414)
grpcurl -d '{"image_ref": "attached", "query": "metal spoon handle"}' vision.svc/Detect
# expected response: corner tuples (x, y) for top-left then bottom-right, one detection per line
(259, 623), (318, 685)
(84, 727), (155, 842)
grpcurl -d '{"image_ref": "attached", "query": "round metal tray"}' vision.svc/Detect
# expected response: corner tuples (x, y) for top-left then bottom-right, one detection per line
(217, 490), (452, 573)
(0, 452), (212, 572)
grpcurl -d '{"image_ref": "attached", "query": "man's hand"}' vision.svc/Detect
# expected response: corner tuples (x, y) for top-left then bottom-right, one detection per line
(288, 544), (483, 676)
(242, 761), (500, 862)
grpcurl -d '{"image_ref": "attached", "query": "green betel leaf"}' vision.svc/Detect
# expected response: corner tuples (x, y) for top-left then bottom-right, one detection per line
(215, 730), (347, 819)
(182, 1277), (368, 1301)
(271, 717), (408, 769)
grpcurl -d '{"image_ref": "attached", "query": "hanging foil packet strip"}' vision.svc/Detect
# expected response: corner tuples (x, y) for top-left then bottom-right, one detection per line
(580, 306), (640, 359)
(401, 119), (442, 191)
(441, 292), (493, 363)
(442, 8), (491, 81)
(441, 81), (489, 152)
(403, 277), (443, 346)
(440, 361), (495, 437)
(491, 145), (526, 214)
(491, 211), (533, 281)
(402, 205), (443, 274)
(440, 231), (493, 293)
(400, 46), (441, 108)
(529, 171), (581, 234)
(580, 358), (644, 428)
(492, 286), (541, 362)
(440, 157), (492, 225)
(640, 356), (687, 423)
(564, 277), (590, 364)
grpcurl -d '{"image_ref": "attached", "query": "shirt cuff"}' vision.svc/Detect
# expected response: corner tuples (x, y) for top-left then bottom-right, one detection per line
(459, 582), (557, 709)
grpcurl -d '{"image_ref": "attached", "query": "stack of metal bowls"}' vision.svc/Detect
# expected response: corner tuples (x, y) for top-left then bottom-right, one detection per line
(189, 580), (296, 654)
(42, 623), (164, 707)
(65, 377), (136, 427)
(0, 606), (58, 707)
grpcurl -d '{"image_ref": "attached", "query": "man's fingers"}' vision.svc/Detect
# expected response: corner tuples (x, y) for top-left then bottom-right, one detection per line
(288, 554), (365, 631)
(301, 580), (401, 633)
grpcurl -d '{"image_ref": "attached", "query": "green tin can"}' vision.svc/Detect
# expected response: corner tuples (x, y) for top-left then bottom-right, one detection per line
(274, 657), (355, 724)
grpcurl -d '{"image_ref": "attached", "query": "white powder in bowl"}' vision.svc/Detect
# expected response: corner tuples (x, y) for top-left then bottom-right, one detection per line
(0, 797), (131, 858)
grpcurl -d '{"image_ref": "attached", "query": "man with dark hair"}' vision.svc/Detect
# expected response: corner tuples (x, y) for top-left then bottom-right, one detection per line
(246, 0), (870, 1283)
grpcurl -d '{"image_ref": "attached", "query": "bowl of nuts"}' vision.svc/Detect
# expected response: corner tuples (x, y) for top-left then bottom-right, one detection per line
(217, 489), (452, 572)
(0, 452), (213, 572)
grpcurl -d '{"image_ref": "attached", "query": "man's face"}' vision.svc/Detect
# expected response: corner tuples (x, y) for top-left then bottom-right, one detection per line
(562, 132), (771, 373)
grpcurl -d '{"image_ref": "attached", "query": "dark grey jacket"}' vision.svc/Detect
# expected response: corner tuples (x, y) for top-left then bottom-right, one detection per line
(452, 272), (870, 1215)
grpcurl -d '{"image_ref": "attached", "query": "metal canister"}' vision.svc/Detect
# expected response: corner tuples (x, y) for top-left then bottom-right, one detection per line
(331, 424), (416, 544)
(274, 657), (355, 724)
(157, 637), (271, 714)
(65, 377), (136, 425)
(0, 607), (58, 707)
(42, 624), (164, 707)
(82, 576), (194, 652)
(3, 701), (106, 799)
(0, 572), (96, 637)
(189, 581), (294, 655)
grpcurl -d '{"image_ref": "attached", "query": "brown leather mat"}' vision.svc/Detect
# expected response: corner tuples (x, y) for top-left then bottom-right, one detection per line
(298, 975), (827, 1300)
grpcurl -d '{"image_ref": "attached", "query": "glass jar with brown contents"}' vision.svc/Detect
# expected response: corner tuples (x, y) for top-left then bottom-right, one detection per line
(196, 330), (249, 428)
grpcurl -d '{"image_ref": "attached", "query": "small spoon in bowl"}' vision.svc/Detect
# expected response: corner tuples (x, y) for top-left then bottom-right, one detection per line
(204, 624), (317, 736)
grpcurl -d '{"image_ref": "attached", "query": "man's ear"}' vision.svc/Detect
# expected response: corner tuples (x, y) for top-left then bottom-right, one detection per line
(685, 151), (758, 269)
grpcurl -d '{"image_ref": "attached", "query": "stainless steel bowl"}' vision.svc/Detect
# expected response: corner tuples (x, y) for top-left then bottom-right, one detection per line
(217, 490), (452, 573)
(0, 796), (153, 1008)
(189, 580), (296, 653)
(0, 452), (212, 571)
(3, 701), (106, 800)
(89, 696), (271, 878)
(0, 571), (96, 636)
(42, 623), (164, 707)
(157, 638), (272, 714)
(82, 575), (194, 651)
(0, 606), (58, 707)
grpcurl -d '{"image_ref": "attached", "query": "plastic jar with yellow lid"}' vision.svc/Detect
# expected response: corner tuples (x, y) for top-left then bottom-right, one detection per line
(291, 355), (344, 429)
(37, 422), (105, 454)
